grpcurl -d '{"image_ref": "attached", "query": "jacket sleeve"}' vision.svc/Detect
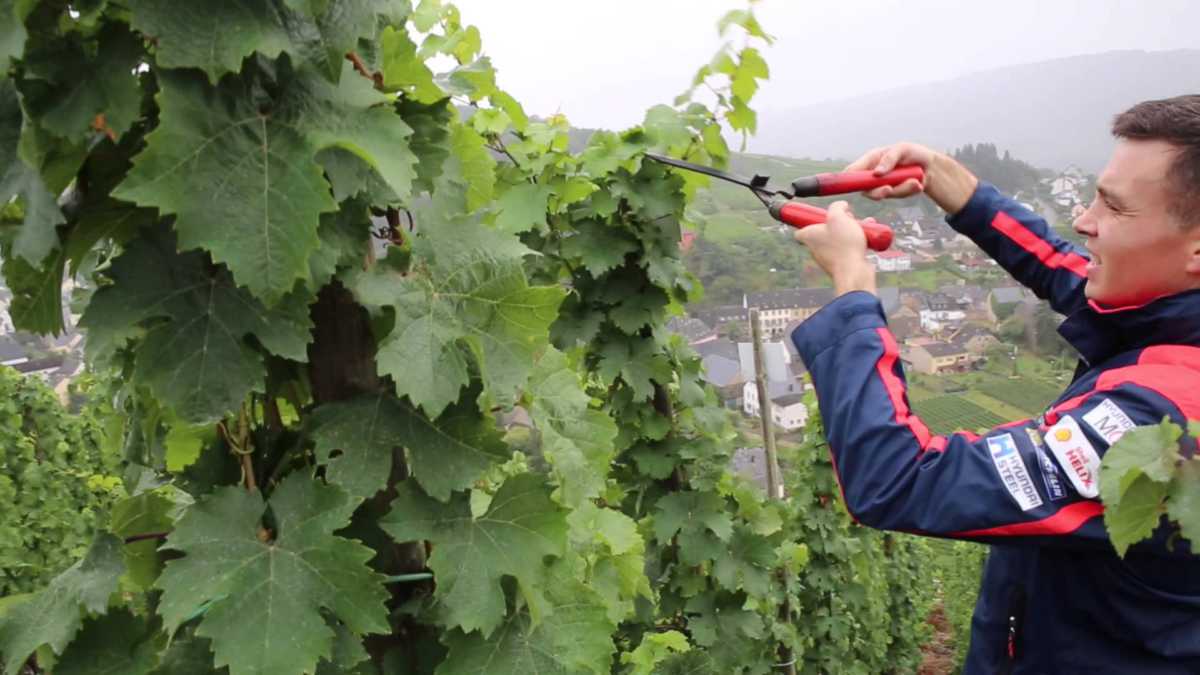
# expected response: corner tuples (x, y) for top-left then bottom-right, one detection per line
(792, 292), (1189, 550)
(947, 182), (1089, 316)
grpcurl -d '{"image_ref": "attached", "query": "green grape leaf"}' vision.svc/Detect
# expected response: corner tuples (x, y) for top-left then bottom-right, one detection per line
(528, 348), (617, 507)
(310, 393), (507, 502)
(653, 491), (733, 565)
(441, 57), (496, 102)
(315, 616), (371, 675)
(114, 64), (416, 303)
(0, 79), (65, 266)
(0, 0), (29, 70)
(129, 0), (297, 82)
(362, 222), (564, 417)
(726, 96), (756, 134)
(113, 69), (330, 302)
(156, 474), (389, 675)
(0, 533), (124, 674)
(711, 528), (774, 597)
(717, 9), (772, 42)
(550, 176), (598, 211)
(20, 22), (143, 141)
(1105, 472), (1168, 557)
(621, 631), (691, 675)
(597, 337), (673, 401)
(53, 608), (160, 675)
(730, 47), (768, 102)
(643, 105), (691, 150)
(448, 122), (495, 212)
(149, 630), (224, 675)
(608, 287), (669, 334)
(399, 97), (453, 193)
(559, 220), (637, 276)
(1100, 420), (1181, 512)
(380, 474), (568, 637)
(494, 182), (550, 234)
(436, 559), (616, 675)
(80, 231), (314, 423)
(489, 90), (528, 132)
(381, 25), (445, 103)
(1167, 458), (1200, 549)
(2, 248), (65, 335)
(300, 61), (419, 201)
(109, 490), (176, 590)
(165, 422), (209, 472)
(130, 0), (390, 84)
(580, 130), (642, 178)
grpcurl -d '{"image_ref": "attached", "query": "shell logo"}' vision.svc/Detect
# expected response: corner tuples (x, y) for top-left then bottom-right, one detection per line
(1054, 428), (1073, 442)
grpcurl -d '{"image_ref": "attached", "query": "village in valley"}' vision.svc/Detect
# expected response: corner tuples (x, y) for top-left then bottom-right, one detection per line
(669, 149), (1093, 481)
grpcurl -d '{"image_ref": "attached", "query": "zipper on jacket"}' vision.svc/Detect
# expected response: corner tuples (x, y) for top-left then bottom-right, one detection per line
(1001, 586), (1027, 675)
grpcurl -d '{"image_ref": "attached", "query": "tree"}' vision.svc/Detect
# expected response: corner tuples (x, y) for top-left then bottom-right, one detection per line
(0, 370), (120, 596)
(0, 3), (937, 674)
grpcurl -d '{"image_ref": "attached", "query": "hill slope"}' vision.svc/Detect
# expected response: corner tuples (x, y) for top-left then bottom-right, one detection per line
(751, 49), (1200, 171)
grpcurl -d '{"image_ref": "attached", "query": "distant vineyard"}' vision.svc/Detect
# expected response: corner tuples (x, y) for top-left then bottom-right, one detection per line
(977, 380), (1062, 413)
(911, 395), (1008, 434)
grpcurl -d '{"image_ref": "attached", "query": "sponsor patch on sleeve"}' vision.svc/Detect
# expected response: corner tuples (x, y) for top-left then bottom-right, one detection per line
(1082, 398), (1135, 445)
(986, 433), (1044, 511)
(1044, 416), (1101, 498)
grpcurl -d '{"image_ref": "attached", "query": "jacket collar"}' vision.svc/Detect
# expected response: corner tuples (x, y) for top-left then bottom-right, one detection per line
(1059, 288), (1200, 366)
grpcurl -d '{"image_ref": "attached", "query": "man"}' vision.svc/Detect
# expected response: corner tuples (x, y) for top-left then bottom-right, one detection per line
(789, 95), (1200, 674)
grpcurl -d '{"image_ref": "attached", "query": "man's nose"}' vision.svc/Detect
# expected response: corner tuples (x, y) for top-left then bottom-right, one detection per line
(1073, 206), (1097, 237)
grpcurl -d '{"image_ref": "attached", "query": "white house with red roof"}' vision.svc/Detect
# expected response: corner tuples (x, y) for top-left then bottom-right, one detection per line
(868, 249), (912, 272)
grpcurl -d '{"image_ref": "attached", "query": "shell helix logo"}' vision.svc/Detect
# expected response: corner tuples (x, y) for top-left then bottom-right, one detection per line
(1054, 428), (1072, 442)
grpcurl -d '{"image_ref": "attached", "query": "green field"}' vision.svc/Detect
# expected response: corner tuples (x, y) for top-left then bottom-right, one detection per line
(977, 379), (1062, 413)
(910, 395), (1008, 435)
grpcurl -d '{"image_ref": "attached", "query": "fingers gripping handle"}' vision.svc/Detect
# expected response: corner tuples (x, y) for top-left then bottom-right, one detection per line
(790, 165), (925, 198)
(770, 200), (894, 251)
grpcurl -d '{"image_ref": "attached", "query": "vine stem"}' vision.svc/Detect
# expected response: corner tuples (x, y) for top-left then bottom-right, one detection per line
(123, 532), (169, 544)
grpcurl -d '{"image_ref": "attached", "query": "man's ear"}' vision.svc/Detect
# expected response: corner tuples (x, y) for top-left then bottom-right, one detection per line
(1186, 229), (1200, 276)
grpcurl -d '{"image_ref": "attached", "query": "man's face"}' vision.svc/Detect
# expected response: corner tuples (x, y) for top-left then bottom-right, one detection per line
(1073, 139), (1200, 307)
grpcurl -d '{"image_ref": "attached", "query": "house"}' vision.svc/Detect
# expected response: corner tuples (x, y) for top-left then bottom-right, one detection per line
(868, 249), (912, 272)
(905, 341), (971, 374)
(0, 337), (28, 367)
(988, 286), (1037, 323)
(692, 305), (746, 333)
(743, 288), (835, 339)
(696, 340), (745, 408)
(920, 293), (967, 331)
(896, 205), (926, 227)
(743, 385), (809, 432)
(13, 354), (65, 382)
(950, 325), (1001, 355)
(666, 316), (717, 346)
(888, 307), (922, 341)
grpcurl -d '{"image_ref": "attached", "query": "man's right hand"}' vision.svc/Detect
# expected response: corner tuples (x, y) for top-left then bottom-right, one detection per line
(845, 142), (979, 217)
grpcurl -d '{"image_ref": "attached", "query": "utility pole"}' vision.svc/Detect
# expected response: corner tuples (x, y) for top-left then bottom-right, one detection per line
(749, 311), (784, 498)
(749, 309), (794, 675)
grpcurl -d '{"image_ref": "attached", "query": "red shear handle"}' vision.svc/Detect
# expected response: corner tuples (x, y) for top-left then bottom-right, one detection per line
(790, 165), (926, 198)
(773, 201), (894, 252)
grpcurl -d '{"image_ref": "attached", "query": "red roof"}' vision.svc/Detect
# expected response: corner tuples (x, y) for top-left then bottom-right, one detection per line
(874, 250), (910, 259)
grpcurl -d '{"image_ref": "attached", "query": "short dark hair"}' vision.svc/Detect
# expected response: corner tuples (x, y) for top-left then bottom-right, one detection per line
(1112, 95), (1200, 228)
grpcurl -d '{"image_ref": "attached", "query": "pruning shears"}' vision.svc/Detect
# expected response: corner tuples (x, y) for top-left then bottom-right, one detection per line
(645, 153), (925, 251)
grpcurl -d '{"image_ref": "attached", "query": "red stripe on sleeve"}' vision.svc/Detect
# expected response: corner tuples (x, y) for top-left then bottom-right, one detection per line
(874, 328), (941, 451)
(952, 501), (1104, 537)
(990, 212), (1089, 278)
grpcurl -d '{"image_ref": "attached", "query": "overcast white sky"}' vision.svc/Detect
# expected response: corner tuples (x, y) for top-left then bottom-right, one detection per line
(451, 0), (1198, 131)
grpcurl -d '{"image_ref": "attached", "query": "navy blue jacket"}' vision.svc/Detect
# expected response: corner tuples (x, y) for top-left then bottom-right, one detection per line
(791, 183), (1200, 674)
